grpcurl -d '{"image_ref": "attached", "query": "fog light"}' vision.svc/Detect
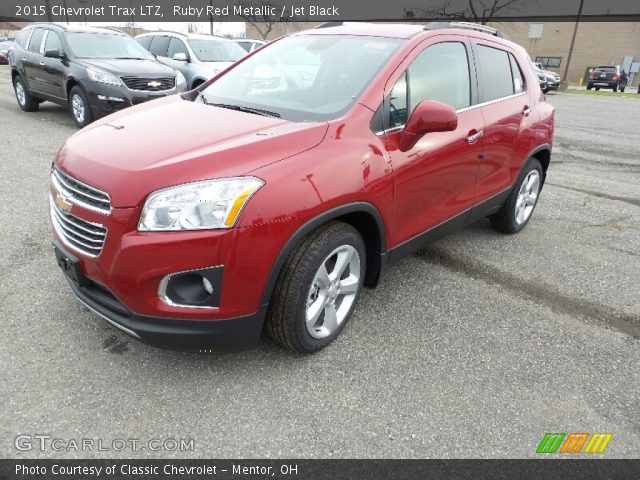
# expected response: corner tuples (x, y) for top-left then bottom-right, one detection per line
(158, 266), (223, 308)
(202, 277), (214, 295)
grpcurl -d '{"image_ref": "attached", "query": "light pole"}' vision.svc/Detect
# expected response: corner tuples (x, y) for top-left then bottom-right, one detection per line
(562, 0), (585, 89)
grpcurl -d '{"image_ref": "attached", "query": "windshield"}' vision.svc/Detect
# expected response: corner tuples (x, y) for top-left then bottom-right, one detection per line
(188, 39), (246, 62)
(66, 33), (154, 59)
(201, 35), (403, 122)
(595, 67), (616, 72)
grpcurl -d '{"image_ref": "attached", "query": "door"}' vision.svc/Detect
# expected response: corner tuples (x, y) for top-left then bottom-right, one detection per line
(379, 40), (485, 247)
(39, 30), (66, 99)
(164, 37), (191, 81)
(472, 43), (533, 202)
(22, 28), (46, 92)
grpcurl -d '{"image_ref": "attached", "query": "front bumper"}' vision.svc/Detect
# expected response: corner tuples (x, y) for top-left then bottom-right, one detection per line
(83, 80), (186, 119)
(54, 240), (265, 351)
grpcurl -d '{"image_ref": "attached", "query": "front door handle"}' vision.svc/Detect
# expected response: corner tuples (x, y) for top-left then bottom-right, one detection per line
(466, 130), (484, 144)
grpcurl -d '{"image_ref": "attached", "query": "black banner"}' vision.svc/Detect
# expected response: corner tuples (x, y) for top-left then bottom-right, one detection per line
(1, 0), (640, 23)
(1, 459), (640, 480)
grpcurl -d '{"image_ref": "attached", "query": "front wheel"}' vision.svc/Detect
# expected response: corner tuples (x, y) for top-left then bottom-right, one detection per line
(490, 158), (543, 234)
(265, 222), (366, 354)
(69, 86), (93, 128)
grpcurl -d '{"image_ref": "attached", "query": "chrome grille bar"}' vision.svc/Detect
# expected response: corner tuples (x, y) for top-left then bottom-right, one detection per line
(50, 197), (107, 257)
(51, 167), (111, 214)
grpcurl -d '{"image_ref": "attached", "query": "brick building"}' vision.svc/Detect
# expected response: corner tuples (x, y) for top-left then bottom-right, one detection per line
(246, 21), (640, 86)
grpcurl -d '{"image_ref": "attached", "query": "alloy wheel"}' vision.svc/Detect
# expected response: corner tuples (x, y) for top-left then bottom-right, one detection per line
(515, 170), (541, 225)
(15, 81), (25, 106)
(71, 94), (85, 123)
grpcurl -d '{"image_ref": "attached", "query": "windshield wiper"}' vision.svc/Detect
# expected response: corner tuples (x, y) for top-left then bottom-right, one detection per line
(210, 103), (281, 118)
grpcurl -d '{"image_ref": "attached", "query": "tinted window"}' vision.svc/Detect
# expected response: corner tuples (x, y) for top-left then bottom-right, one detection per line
(136, 36), (152, 49)
(149, 36), (170, 57)
(595, 67), (616, 72)
(44, 31), (63, 53)
(409, 42), (471, 111)
(477, 45), (515, 102)
(237, 41), (251, 52)
(167, 38), (189, 58)
(27, 29), (45, 53)
(16, 29), (32, 49)
(66, 33), (153, 59)
(509, 54), (525, 94)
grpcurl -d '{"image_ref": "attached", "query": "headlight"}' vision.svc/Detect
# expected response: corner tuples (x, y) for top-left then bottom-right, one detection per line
(176, 71), (186, 87)
(87, 68), (122, 86)
(138, 177), (264, 231)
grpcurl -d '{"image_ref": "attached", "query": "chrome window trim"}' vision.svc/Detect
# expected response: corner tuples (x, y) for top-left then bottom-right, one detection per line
(375, 92), (527, 136)
(157, 265), (223, 310)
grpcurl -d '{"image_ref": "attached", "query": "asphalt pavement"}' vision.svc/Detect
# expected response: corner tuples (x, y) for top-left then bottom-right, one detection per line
(0, 67), (638, 458)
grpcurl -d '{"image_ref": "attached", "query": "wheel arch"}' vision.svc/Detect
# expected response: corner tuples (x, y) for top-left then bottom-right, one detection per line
(259, 202), (388, 306)
(526, 143), (552, 185)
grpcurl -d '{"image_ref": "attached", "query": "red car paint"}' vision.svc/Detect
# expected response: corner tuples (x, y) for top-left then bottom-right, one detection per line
(51, 24), (554, 349)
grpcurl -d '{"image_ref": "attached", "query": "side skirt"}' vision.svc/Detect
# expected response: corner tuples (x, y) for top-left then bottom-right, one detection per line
(387, 188), (511, 263)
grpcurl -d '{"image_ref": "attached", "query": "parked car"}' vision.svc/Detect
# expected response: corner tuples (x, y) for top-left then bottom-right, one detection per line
(0, 40), (13, 64)
(587, 65), (627, 92)
(232, 38), (267, 53)
(8, 24), (186, 127)
(136, 32), (246, 90)
(50, 22), (554, 353)
(531, 63), (551, 92)
(534, 63), (561, 92)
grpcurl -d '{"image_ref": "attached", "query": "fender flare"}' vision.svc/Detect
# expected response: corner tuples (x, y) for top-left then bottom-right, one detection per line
(258, 202), (387, 306)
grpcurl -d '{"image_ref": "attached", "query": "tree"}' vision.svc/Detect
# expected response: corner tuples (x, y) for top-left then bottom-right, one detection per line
(236, 1), (291, 40)
(409, 0), (524, 25)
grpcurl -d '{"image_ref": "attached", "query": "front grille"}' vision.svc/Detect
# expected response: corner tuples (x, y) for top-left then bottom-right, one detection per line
(120, 76), (175, 91)
(50, 197), (107, 257)
(51, 167), (111, 214)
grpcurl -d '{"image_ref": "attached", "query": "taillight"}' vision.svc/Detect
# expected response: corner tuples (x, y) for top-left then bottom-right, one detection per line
(612, 74), (620, 80)
(589, 72), (596, 79)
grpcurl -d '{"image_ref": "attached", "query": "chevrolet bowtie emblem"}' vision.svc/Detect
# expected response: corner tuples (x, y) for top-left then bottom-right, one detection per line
(147, 80), (162, 88)
(55, 192), (73, 214)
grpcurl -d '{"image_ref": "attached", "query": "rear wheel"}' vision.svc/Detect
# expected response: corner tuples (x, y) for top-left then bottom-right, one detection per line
(13, 75), (39, 112)
(490, 158), (543, 234)
(265, 222), (366, 354)
(69, 86), (93, 128)
(612, 83), (618, 92)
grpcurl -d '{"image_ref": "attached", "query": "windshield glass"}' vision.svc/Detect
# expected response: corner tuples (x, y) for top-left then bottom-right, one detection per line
(66, 33), (154, 59)
(201, 35), (403, 122)
(188, 39), (246, 62)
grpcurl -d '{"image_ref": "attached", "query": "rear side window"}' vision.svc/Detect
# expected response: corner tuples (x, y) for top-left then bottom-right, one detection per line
(136, 36), (152, 49)
(509, 54), (525, 94)
(148, 36), (170, 57)
(27, 29), (45, 53)
(477, 45), (514, 102)
(409, 42), (471, 111)
(16, 29), (32, 49)
(167, 38), (189, 58)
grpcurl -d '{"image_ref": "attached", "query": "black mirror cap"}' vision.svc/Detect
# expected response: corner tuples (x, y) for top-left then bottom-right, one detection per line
(44, 49), (63, 59)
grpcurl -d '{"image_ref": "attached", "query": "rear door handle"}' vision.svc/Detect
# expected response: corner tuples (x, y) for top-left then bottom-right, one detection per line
(523, 106), (531, 116)
(466, 130), (484, 144)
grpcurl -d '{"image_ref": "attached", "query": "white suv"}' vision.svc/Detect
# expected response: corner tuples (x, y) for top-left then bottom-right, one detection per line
(136, 32), (247, 89)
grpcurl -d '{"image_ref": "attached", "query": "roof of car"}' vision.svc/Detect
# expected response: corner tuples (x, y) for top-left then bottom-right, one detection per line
(136, 31), (233, 42)
(26, 23), (127, 35)
(299, 22), (426, 39)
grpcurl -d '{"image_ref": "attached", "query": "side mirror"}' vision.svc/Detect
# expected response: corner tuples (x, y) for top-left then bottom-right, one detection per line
(398, 100), (458, 152)
(44, 49), (63, 59)
(172, 52), (189, 62)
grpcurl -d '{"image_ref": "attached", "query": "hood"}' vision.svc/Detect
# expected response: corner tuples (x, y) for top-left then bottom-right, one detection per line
(56, 96), (328, 208)
(77, 58), (175, 77)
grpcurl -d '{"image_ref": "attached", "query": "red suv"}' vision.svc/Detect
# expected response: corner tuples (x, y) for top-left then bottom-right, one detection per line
(50, 22), (554, 353)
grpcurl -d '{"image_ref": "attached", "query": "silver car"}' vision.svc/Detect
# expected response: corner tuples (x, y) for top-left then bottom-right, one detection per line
(136, 32), (247, 90)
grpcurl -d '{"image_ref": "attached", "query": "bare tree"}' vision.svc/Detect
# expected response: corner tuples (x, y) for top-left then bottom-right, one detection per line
(236, 1), (291, 40)
(410, 0), (524, 25)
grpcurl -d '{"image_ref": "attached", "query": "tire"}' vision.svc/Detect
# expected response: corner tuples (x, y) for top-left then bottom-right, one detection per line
(68, 86), (93, 128)
(490, 158), (543, 234)
(620, 85), (625, 93)
(595, 87), (600, 91)
(612, 83), (618, 92)
(586, 83), (592, 90)
(13, 75), (39, 112)
(265, 221), (366, 354)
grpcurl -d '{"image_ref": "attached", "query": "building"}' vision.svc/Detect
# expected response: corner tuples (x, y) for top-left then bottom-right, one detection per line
(246, 20), (640, 87)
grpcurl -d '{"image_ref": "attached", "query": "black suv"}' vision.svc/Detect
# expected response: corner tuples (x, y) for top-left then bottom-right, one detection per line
(9, 24), (186, 127)
(587, 66), (627, 92)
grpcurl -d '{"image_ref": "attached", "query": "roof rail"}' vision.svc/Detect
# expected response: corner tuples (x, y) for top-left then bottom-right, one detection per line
(315, 22), (344, 29)
(424, 21), (505, 38)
